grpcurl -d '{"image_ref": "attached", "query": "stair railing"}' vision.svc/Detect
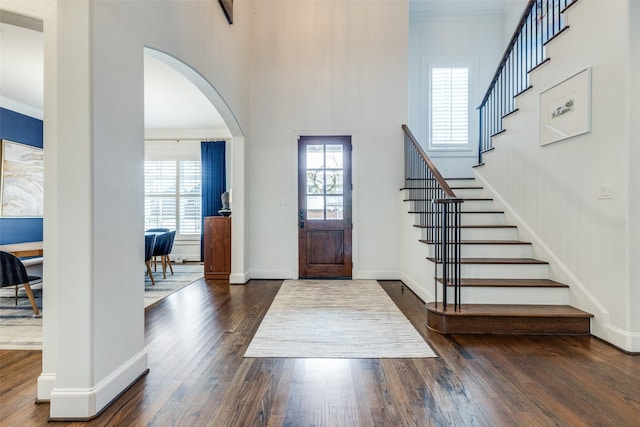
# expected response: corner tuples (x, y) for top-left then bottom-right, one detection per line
(403, 125), (463, 311)
(478, 0), (577, 164)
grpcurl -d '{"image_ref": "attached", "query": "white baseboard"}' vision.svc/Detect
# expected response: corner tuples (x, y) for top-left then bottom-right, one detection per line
(37, 372), (56, 401)
(249, 269), (293, 280)
(49, 349), (148, 419)
(229, 272), (249, 284)
(594, 322), (640, 353)
(400, 272), (432, 304)
(355, 270), (400, 280)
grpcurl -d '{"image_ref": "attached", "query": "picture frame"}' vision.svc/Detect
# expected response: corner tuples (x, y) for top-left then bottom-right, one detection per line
(0, 139), (44, 217)
(219, 0), (233, 24)
(539, 67), (592, 146)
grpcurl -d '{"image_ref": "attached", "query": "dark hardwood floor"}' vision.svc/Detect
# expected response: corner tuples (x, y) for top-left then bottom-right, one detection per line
(1, 278), (639, 426)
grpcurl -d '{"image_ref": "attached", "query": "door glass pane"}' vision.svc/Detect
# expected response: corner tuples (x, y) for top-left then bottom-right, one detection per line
(325, 170), (343, 194)
(325, 145), (343, 169)
(306, 170), (325, 195)
(326, 196), (343, 220)
(306, 145), (324, 169)
(307, 195), (325, 220)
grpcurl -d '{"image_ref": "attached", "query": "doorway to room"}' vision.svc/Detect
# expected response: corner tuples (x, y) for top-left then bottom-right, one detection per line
(298, 135), (352, 278)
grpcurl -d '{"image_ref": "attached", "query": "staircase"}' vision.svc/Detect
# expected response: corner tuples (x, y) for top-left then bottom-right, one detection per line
(403, 177), (593, 335)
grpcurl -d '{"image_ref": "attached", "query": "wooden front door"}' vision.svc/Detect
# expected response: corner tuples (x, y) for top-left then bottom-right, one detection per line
(298, 136), (352, 278)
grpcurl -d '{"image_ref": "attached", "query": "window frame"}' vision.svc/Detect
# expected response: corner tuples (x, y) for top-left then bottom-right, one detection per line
(144, 159), (202, 240)
(423, 58), (475, 152)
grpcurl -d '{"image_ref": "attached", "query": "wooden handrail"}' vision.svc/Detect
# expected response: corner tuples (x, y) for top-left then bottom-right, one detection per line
(401, 124), (456, 198)
(402, 124), (463, 311)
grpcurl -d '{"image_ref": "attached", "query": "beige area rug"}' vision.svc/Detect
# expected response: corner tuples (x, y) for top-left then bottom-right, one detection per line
(0, 263), (203, 350)
(244, 280), (437, 358)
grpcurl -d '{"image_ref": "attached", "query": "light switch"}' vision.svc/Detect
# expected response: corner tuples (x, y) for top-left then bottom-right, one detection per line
(598, 184), (613, 199)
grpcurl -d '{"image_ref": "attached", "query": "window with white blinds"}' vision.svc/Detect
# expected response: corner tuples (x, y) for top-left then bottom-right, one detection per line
(430, 67), (469, 146)
(144, 160), (202, 235)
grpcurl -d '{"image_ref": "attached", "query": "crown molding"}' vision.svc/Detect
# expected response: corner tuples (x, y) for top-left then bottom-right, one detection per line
(0, 96), (43, 120)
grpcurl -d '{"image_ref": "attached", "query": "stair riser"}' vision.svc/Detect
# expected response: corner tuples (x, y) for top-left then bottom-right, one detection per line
(435, 263), (549, 279)
(461, 200), (494, 212)
(404, 197), (495, 212)
(460, 213), (505, 226)
(421, 227), (518, 241)
(459, 227), (518, 240)
(453, 188), (485, 199)
(427, 244), (533, 258)
(442, 287), (569, 305)
(427, 314), (591, 335)
(462, 245), (532, 258)
(446, 179), (477, 186)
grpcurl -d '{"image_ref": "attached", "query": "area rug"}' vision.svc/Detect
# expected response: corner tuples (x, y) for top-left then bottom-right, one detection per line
(0, 263), (203, 350)
(244, 280), (437, 358)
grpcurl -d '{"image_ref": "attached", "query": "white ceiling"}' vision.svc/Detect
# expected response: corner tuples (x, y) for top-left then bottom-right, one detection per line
(0, 21), (226, 133)
(0, 22), (44, 117)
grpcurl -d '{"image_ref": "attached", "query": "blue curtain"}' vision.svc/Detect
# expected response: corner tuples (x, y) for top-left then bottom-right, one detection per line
(201, 140), (226, 261)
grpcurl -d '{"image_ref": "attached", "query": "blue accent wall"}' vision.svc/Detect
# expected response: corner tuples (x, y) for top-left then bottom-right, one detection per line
(0, 108), (44, 245)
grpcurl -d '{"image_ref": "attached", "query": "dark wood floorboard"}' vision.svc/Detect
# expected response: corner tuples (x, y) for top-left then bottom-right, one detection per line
(1, 278), (639, 426)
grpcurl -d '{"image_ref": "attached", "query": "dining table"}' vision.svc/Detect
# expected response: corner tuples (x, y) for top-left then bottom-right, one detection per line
(0, 241), (44, 258)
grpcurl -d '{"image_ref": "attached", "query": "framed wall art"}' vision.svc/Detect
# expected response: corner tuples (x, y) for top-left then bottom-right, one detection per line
(539, 67), (592, 146)
(219, 0), (233, 24)
(0, 139), (44, 217)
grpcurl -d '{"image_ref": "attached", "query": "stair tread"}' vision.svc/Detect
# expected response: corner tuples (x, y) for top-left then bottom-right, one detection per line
(414, 224), (516, 229)
(427, 257), (548, 265)
(449, 186), (484, 190)
(425, 303), (593, 318)
(402, 198), (493, 202)
(460, 240), (529, 245)
(408, 211), (504, 214)
(436, 278), (568, 288)
(419, 239), (531, 245)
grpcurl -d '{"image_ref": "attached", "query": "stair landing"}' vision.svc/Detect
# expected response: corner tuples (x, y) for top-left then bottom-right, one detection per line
(425, 303), (593, 335)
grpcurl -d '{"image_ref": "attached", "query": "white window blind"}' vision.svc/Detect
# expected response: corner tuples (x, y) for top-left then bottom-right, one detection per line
(431, 67), (469, 145)
(144, 160), (202, 235)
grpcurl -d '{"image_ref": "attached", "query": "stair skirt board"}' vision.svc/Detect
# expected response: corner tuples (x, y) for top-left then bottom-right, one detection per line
(425, 303), (593, 335)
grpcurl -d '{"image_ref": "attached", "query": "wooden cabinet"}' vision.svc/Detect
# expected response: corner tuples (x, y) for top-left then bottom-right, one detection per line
(204, 216), (231, 280)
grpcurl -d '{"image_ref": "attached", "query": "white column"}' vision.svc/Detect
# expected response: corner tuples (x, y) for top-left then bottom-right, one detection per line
(230, 136), (249, 283)
(47, 1), (148, 418)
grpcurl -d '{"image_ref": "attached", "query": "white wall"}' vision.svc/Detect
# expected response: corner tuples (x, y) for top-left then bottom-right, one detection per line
(503, 0), (528, 46)
(246, 0), (409, 280)
(408, 13), (504, 178)
(475, 0), (638, 351)
(628, 0), (640, 343)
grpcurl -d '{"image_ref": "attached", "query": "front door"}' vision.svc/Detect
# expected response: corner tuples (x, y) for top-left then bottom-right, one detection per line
(298, 136), (352, 278)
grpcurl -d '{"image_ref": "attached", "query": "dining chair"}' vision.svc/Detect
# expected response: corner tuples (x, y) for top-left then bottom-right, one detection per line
(144, 233), (157, 286)
(145, 228), (170, 233)
(152, 230), (176, 279)
(0, 251), (41, 315)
